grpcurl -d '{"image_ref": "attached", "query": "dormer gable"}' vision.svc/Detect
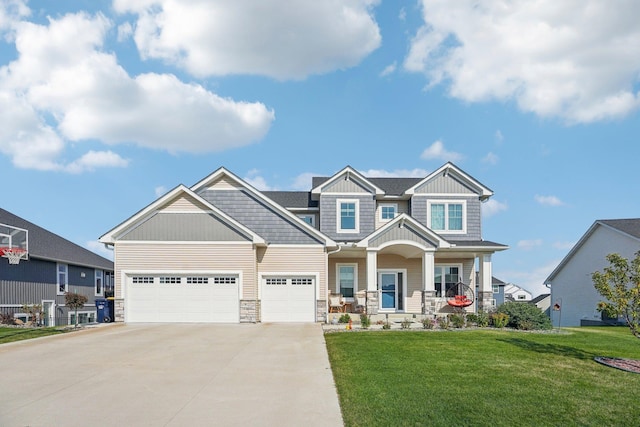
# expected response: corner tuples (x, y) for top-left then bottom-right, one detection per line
(311, 166), (385, 197)
(405, 162), (493, 200)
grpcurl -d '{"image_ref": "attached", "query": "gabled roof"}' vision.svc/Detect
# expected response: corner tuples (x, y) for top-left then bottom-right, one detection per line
(191, 167), (336, 246)
(356, 214), (451, 249)
(404, 162), (494, 200)
(0, 207), (113, 270)
(545, 218), (640, 284)
(310, 166), (385, 196)
(99, 185), (266, 246)
(262, 191), (319, 210)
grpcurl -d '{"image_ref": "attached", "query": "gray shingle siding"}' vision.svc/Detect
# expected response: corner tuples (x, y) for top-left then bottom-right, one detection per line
(369, 223), (438, 248)
(413, 174), (477, 194)
(120, 213), (250, 242)
(322, 177), (372, 193)
(320, 195), (375, 241)
(198, 189), (323, 244)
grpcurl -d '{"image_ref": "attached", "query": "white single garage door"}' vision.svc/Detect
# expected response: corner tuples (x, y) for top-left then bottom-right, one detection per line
(261, 276), (316, 322)
(126, 275), (239, 323)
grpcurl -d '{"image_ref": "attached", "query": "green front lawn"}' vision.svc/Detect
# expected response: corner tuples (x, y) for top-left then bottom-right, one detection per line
(0, 326), (66, 344)
(325, 327), (640, 426)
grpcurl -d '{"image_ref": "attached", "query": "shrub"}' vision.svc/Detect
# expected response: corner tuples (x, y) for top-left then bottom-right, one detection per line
(496, 301), (552, 330)
(491, 312), (509, 328)
(421, 317), (436, 329)
(466, 313), (478, 326)
(0, 313), (16, 325)
(450, 313), (465, 328)
(438, 316), (450, 329)
(475, 311), (491, 327)
(400, 318), (412, 329)
(338, 313), (351, 324)
(360, 314), (371, 329)
(382, 321), (391, 330)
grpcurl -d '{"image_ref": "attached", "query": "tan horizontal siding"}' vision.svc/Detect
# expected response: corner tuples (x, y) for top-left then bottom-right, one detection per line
(161, 194), (209, 212)
(257, 246), (327, 299)
(115, 243), (256, 299)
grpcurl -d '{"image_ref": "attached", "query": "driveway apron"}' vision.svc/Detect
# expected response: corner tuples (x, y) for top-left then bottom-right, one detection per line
(0, 323), (343, 427)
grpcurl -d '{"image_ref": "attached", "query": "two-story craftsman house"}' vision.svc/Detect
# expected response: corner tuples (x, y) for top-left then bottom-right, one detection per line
(100, 162), (507, 323)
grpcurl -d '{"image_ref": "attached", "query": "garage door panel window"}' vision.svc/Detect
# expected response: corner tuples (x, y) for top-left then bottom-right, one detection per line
(266, 278), (287, 285)
(159, 277), (181, 284)
(132, 276), (154, 284)
(213, 276), (237, 285)
(186, 277), (209, 284)
(292, 278), (313, 286)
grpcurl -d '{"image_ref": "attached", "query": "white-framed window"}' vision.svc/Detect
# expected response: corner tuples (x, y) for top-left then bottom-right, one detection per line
(95, 270), (103, 296)
(379, 203), (397, 222)
(337, 264), (357, 298)
(337, 199), (359, 233)
(427, 200), (466, 233)
(14, 313), (31, 324)
(298, 214), (316, 227)
(69, 311), (95, 325)
(517, 294), (527, 300)
(434, 264), (462, 298)
(492, 284), (499, 294)
(57, 263), (68, 295)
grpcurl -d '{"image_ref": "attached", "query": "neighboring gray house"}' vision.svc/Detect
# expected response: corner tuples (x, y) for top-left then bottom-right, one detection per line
(530, 293), (551, 318)
(100, 163), (508, 323)
(0, 208), (114, 326)
(545, 218), (640, 327)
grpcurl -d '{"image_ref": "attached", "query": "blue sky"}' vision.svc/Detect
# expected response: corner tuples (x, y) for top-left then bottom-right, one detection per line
(1, 0), (639, 297)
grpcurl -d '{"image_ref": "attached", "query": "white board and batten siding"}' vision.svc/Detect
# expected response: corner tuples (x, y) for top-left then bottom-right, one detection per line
(257, 246), (326, 322)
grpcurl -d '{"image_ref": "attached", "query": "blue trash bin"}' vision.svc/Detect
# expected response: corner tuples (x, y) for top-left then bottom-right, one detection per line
(95, 298), (110, 323)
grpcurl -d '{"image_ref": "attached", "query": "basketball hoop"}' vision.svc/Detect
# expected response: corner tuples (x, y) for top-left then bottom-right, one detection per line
(0, 247), (27, 265)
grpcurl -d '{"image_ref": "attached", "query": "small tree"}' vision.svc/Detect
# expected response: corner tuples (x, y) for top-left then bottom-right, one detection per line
(592, 251), (640, 338)
(65, 292), (88, 328)
(21, 303), (44, 327)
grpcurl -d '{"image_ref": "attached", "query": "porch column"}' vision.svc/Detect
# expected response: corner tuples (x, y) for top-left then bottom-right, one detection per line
(422, 251), (436, 315)
(366, 249), (379, 314)
(478, 253), (493, 312)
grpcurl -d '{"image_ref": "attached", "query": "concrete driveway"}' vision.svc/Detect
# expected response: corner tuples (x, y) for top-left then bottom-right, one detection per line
(0, 323), (343, 427)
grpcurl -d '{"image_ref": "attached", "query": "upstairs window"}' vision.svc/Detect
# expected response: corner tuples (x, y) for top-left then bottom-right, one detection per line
(57, 264), (68, 295)
(298, 214), (315, 227)
(428, 201), (466, 233)
(380, 204), (397, 222)
(337, 199), (359, 233)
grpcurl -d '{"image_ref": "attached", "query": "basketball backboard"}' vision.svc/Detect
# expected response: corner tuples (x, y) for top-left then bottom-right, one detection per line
(0, 223), (28, 263)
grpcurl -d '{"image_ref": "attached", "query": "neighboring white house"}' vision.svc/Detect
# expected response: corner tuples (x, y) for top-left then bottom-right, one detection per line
(544, 218), (640, 327)
(504, 283), (532, 302)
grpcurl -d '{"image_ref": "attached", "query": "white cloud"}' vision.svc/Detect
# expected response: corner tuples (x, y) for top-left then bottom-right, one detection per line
(498, 259), (560, 298)
(495, 130), (504, 142)
(481, 199), (508, 218)
(482, 152), (498, 165)
(244, 169), (275, 191)
(535, 194), (564, 206)
(154, 186), (167, 197)
(360, 168), (430, 178)
(517, 239), (543, 250)
(0, 0), (28, 31)
(553, 241), (575, 251)
(66, 150), (129, 174)
(380, 62), (396, 77)
(0, 11), (275, 171)
(114, 0), (382, 80)
(291, 172), (318, 191)
(86, 240), (114, 261)
(420, 140), (463, 162)
(405, 1), (640, 123)
(117, 22), (133, 42)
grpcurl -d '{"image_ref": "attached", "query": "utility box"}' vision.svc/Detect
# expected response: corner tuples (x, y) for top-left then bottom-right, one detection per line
(95, 298), (110, 323)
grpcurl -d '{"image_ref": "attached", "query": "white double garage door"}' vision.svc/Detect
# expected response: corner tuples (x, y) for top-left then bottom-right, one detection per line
(125, 273), (316, 323)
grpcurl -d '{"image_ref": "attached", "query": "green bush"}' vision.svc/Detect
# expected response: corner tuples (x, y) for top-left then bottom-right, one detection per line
(496, 302), (552, 330)
(338, 313), (351, 324)
(360, 314), (371, 329)
(438, 316), (450, 329)
(466, 313), (478, 326)
(421, 317), (436, 329)
(449, 313), (465, 328)
(400, 318), (412, 329)
(475, 311), (490, 327)
(491, 312), (509, 328)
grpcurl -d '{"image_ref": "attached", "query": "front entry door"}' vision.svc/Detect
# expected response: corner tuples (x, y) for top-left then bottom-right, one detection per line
(379, 271), (404, 311)
(42, 301), (55, 326)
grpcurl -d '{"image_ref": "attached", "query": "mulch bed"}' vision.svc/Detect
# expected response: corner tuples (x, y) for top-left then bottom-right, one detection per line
(594, 357), (640, 374)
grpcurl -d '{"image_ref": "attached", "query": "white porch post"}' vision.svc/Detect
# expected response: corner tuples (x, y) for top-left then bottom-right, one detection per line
(366, 250), (379, 314)
(422, 251), (435, 291)
(478, 253), (493, 311)
(422, 251), (435, 315)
